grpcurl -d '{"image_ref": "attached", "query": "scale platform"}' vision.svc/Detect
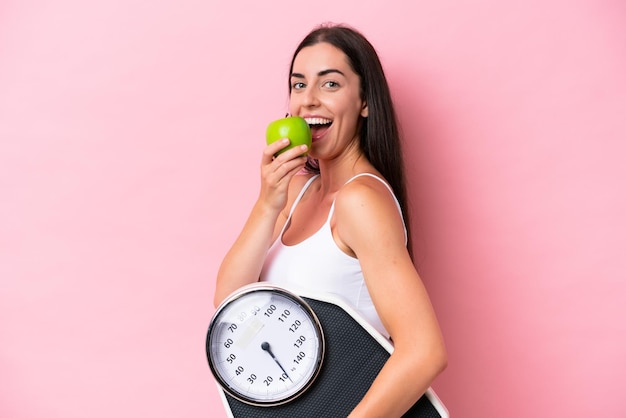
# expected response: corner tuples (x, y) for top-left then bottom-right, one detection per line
(212, 291), (448, 418)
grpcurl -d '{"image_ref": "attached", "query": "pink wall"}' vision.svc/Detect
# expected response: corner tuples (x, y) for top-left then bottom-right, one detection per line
(1, 1), (624, 417)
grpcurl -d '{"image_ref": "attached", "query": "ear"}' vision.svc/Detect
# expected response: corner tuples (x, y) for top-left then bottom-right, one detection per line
(360, 101), (368, 118)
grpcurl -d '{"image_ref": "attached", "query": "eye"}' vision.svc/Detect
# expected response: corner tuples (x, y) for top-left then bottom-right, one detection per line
(323, 80), (339, 89)
(292, 81), (306, 90)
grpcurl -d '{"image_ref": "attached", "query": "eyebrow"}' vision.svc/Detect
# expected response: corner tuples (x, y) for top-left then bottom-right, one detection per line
(290, 68), (346, 79)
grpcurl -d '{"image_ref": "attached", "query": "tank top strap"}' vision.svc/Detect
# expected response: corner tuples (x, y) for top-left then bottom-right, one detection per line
(278, 174), (319, 237)
(327, 173), (408, 245)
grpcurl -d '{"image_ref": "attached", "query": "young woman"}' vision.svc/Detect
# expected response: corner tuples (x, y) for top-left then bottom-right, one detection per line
(214, 24), (447, 417)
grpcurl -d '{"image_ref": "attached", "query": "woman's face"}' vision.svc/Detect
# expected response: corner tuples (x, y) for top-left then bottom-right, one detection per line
(289, 42), (368, 160)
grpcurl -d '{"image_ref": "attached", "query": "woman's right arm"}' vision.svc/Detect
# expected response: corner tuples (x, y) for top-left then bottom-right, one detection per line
(213, 140), (309, 306)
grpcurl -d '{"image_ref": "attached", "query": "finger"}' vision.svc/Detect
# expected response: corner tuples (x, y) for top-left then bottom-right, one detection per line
(266, 153), (306, 178)
(264, 154), (307, 187)
(262, 138), (290, 163)
(269, 161), (307, 192)
(277, 144), (309, 161)
(268, 146), (309, 172)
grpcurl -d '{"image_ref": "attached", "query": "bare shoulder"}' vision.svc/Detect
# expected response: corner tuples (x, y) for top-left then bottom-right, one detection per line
(335, 174), (398, 215)
(334, 174), (405, 249)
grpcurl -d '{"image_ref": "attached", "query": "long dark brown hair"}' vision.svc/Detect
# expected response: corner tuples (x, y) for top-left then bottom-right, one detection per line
(288, 23), (412, 254)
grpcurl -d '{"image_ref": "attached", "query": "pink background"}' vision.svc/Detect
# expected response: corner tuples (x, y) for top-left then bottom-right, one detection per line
(1, 1), (625, 417)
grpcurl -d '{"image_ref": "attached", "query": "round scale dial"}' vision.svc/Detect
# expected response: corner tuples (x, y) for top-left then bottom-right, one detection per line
(206, 284), (325, 406)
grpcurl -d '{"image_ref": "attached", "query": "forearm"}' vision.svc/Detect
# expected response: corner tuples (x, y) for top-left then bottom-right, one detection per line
(348, 346), (447, 418)
(214, 200), (281, 306)
(214, 140), (309, 306)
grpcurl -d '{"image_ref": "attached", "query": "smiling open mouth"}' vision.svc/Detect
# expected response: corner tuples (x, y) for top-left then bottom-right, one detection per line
(305, 117), (332, 140)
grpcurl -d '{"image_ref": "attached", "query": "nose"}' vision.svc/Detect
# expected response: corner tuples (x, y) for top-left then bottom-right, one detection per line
(302, 87), (320, 108)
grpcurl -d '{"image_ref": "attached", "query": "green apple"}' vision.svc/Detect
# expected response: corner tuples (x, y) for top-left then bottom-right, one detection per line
(265, 116), (312, 156)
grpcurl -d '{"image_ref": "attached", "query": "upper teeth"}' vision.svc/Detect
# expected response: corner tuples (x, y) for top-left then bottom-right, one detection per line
(305, 117), (332, 125)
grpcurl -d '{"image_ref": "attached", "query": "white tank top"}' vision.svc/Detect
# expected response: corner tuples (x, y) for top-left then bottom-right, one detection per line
(260, 173), (407, 339)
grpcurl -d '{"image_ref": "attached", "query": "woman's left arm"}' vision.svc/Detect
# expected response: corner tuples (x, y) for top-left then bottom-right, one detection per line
(335, 179), (447, 418)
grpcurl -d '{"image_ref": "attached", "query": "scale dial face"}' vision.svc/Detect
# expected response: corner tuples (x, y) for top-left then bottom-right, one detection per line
(206, 284), (325, 406)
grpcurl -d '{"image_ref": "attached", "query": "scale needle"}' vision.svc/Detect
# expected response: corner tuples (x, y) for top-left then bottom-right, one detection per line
(261, 341), (292, 382)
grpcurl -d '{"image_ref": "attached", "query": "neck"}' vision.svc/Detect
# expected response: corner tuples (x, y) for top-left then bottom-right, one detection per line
(316, 149), (370, 196)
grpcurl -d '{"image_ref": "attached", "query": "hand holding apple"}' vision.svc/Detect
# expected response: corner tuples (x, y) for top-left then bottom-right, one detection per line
(265, 116), (312, 156)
